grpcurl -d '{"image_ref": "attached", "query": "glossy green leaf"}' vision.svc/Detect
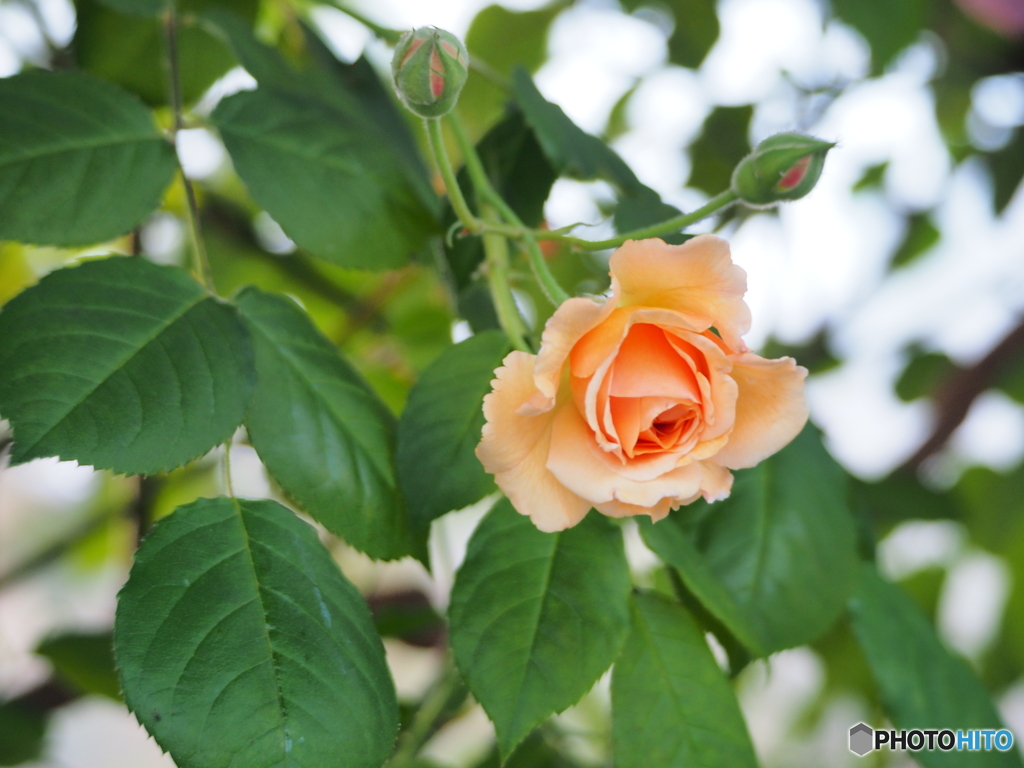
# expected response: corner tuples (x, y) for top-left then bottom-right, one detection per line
(449, 500), (632, 757)
(208, 14), (439, 270)
(115, 497), (399, 768)
(849, 565), (1022, 768)
(639, 516), (764, 656)
(650, 425), (858, 653)
(75, 0), (258, 106)
(36, 632), (120, 701)
(396, 331), (510, 536)
(0, 257), (254, 475)
(235, 287), (413, 561)
(831, 0), (931, 73)
(0, 71), (177, 246)
(611, 591), (758, 768)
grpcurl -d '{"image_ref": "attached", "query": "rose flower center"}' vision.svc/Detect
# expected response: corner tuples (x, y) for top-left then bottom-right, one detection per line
(572, 321), (714, 463)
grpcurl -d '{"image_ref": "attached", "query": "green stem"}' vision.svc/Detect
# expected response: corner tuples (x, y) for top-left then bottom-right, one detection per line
(222, 441), (235, 497)
(543, 189), (739, 251)
(326, 1), (402, 43)
(481, 204), (530, 352)
(425, 118), (482, 234)
(447, 114), (569, 306)
(388, 664), (466, 767)
(163, 9), (214, 292)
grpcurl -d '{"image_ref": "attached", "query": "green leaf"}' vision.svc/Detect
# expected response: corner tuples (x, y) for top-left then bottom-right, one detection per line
(75, 0), (258, 106)
(115, 497), (399, 768)
(460, 3), (565, 134)
(0, 702), (45, 766)
(638, 516), (764, 656)
(472, 730), (586, 768)
(985, 129), (1024, 215)
(849, 565), (1023, 768)
(511, 68), (641, 191)
(611, 592), (758, 768)
(36, 632), (121, 701)
(207, 14), (439, 270)
(396, 331), (510, 537)
(235, 286), (413, 561)
(449, 500), (632, 757)
(891, 212), (941, 268)
(895, 348), (956, 402)
(0, 257), (254, 475)
(664, 0), (720, 69)
(831, 0), (931, 73)
(648, 425), (858, 653)
(688, 106), (753, 195)
(0, 70), (177, 246)
(613, 186), (688, 245)
(94, 0), (166, 17)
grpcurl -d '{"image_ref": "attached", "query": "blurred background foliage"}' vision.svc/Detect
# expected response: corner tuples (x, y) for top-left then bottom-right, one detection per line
(1, 0), (1024, 765)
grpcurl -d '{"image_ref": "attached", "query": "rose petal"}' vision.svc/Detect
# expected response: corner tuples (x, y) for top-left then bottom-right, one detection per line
(712, 353), (809, 470)
(610, 235), (751, 350)
(596, 497), (676, 522)
(609, 324), (701, 400)
(532, 295), (616, 411)
(476, 351), (591, 531)
(547, 402), (704, 508)
(698, 460), (734, 502)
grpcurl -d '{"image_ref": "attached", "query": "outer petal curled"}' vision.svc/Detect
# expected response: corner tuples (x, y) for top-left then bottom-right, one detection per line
(713, 353), (809, 470)
(476, 351), (591, 532)
(610, 235), (751, 349)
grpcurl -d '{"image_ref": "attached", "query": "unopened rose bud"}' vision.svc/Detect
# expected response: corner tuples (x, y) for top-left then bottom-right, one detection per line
(391, 27), (469, 119)
(731, 132), (834, 207)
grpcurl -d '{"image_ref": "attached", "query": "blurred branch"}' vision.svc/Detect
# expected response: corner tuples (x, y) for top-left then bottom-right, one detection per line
(902, 315), (1024, 471)
(0, 508), (115, 592)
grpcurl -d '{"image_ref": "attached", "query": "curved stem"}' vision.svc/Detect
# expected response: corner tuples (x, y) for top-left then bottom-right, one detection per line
(541, 189), (739, 251)
(388, 663), (466, 767)
(481, 204), (530, 352)
(447, 114), (569, 306)
(425, 118), (482, 234)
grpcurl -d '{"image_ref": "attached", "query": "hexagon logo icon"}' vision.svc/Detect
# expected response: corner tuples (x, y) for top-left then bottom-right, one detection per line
(849, 723), (874, 756)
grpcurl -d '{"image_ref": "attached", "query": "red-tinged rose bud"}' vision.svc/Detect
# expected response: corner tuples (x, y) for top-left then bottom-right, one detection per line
(731, 132), (834, 207)
(391, 27), (469, 119)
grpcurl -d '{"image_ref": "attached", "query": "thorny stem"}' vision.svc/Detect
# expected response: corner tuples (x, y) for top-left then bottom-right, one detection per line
(447, 113), (569, 306)
(163, 9), (214, 292)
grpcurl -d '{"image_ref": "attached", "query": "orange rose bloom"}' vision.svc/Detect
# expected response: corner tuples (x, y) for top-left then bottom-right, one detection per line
(476, 235), (809, 532)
